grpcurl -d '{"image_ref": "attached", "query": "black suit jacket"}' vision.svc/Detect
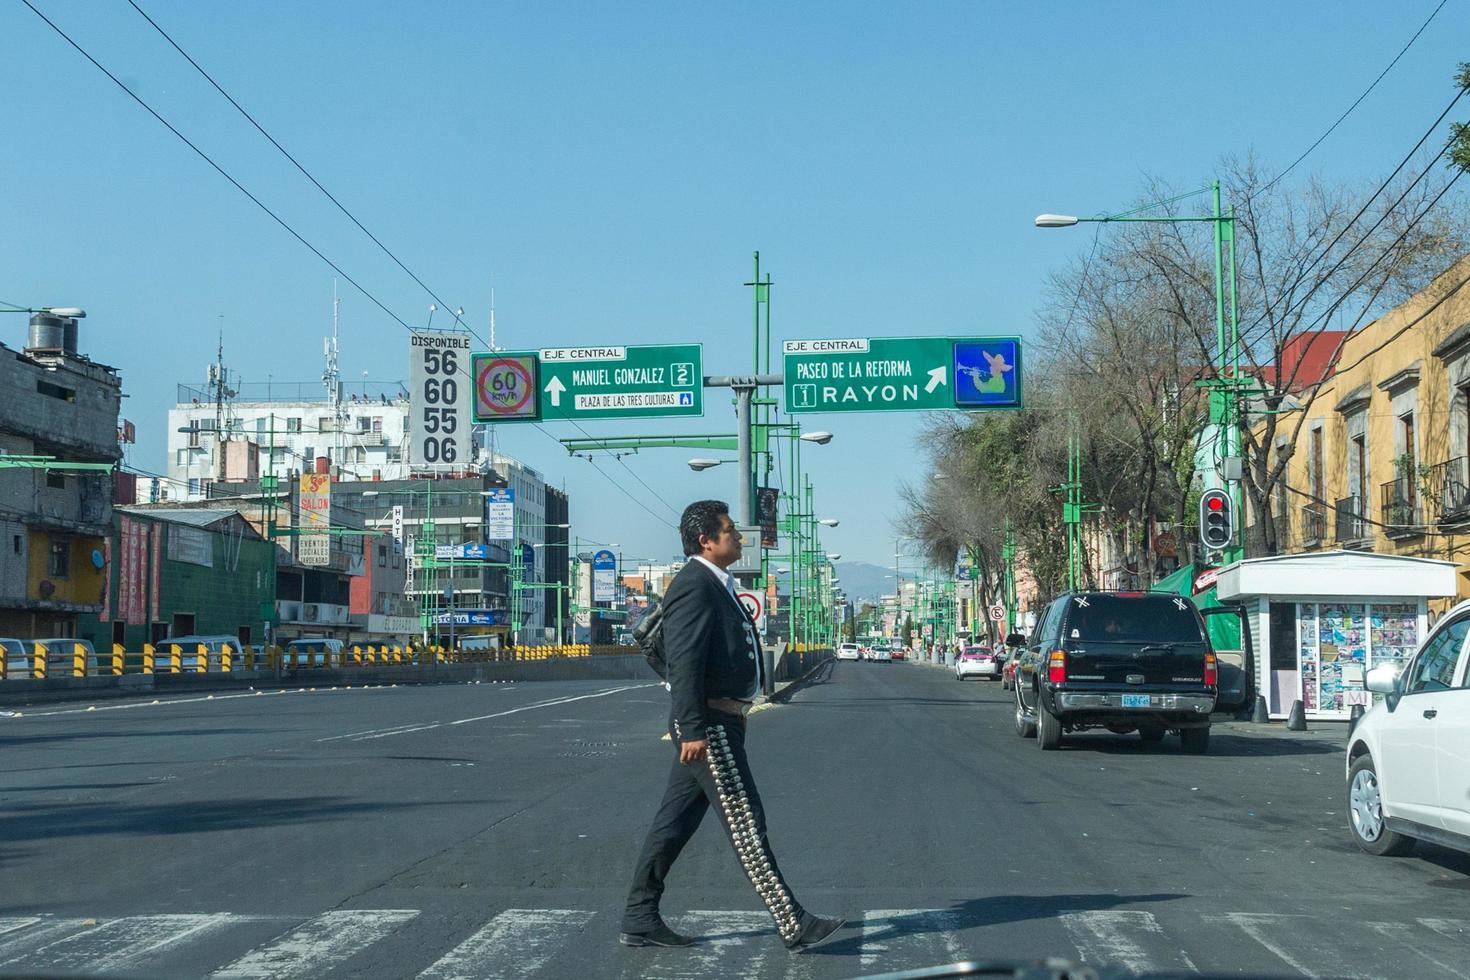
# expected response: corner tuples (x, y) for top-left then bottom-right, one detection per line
(663, 560), (761, 743)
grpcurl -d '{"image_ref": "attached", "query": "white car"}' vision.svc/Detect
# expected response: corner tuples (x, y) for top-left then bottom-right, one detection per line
(835, 643), (862, 662)
(955, 646), (1000, 680)
(1346, 600), (1470, 857)
(870, 647), (892, 664)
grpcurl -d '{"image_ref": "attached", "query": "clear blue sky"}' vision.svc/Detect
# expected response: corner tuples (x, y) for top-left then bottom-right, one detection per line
(3, 1), (1466, 567)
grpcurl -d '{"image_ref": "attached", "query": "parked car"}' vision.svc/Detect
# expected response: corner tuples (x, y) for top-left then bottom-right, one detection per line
(870, 646), (892, 664)
(835, 642), (862, 662)
(35, 638), (97, 678)
(1001, 653), (1020, 690)
(1, 638), (30, 679)
(166, 635), (248, 671)
(1346, 600), (1470, 857)
(285, 637), (344, 667)
(1013, 592), (1217, 753)
(955, 646), (1000, 681)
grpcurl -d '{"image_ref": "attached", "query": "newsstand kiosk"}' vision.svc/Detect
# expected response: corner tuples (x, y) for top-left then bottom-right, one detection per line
(1211, 551), (1458, 722)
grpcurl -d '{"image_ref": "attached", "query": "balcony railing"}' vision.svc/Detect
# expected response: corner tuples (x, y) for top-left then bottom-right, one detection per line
(1379, 477), (1422, 540)
(1425, 456), (1470, 526)
(1300, 504), (1326, 545)
(1335, 495), (1367, 544)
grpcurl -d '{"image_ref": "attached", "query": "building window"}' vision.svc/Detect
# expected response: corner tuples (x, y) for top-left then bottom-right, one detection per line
(255, 418), (267, 436)
(47, 539), (69, 578)
(319, 417), (333, 433)
(286, 417), (302, 433)
(386, 446), (402, 462)
(372, 417), (383, 433)
(1351, 434), (1368, 507)
(357, 416), (371, 434)
(36, 379), (76, 402)
(46, 471), (66, 489)
(176, 449), (188, 466)
(304, 446), (315, 464)
(1400, 412), (1417, 512)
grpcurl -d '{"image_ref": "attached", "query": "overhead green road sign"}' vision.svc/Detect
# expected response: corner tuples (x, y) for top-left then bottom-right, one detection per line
(475, 344), (704, 422)
(783, 336), (1022, 414)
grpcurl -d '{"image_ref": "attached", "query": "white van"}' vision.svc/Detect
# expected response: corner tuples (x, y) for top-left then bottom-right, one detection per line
(285, 637), (344, 667)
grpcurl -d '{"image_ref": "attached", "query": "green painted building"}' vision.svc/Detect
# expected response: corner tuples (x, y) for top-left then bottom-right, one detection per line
(79, 507), (275, 650)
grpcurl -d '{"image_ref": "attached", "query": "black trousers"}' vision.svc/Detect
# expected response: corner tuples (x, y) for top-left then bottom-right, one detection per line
(622, 709), (808, 942)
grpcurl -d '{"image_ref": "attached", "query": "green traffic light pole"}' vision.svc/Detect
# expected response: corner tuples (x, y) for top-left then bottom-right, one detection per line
(1037, 182), (1243, 564)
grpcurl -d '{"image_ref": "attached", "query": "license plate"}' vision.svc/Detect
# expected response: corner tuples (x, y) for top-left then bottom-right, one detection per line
(1121, 694), (1151, 708)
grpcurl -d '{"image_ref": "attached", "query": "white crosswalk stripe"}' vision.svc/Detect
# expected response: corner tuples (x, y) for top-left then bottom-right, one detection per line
(213, 910), (420, 979)
(1059, 910), (1195, 974)
(0, 913), (243, 975)
(859, 908), (968, 972)
(417, 908), (593, 980)
(0, 905), (1461, 977)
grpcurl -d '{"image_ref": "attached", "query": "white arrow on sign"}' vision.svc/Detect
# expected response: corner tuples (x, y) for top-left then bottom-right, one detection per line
(925, 366), (948, 393)
(544, 376), (566, 407)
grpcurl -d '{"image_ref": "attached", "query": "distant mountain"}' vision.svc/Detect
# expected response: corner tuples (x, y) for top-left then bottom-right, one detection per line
(832, 561), (896, 604)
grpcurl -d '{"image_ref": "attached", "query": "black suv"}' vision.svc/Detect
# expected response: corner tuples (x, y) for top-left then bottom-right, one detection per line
(1013, 592), (1217, 753)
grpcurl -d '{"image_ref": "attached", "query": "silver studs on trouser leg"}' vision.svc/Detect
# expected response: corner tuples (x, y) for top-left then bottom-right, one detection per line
(706, 724), (802, 941)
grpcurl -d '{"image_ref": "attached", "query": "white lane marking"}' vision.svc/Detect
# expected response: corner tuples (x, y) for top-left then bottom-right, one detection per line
(212, 909), (419, 979)
(13, 685), (396, 718)
(1221, 912), (1318, 977)
(1366, 921), (1468, 979)
(340, 685), (656, 743)
(448, 685), (653, 725)
(653, 911), (772, 980)
(1419, 918), (1470, 940)
(0, 919), (41, 940)
(0, 913), (242, 974)
(1059, 910), (1176, 974)
(418, 909), (592, 980)
(0, 918), (89, 957)
(316, 722), (442, 743)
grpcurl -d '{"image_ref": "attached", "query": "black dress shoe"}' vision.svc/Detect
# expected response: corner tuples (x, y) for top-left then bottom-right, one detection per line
(784, 914), (846, 952)
(619, 922), (695, 947)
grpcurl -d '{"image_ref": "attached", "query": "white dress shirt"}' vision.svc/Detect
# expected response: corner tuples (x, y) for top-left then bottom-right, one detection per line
(691, 555), (763, 700)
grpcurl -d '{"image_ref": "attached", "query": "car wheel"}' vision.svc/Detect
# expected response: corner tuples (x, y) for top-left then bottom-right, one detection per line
(1036, 695), (1062, 750)
(1138, 726), (1165, 742)
(1348, 755), (1416, 856)
(1179, 726), (1210, 754)
(1013, 688), (1036, 738)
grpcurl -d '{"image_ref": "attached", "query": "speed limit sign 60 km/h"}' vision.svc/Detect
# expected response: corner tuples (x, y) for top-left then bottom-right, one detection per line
(472, 353), (539, 422)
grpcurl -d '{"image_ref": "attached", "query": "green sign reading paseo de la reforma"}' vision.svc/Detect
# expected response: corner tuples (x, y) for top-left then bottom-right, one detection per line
(782, 336), (1023, 414)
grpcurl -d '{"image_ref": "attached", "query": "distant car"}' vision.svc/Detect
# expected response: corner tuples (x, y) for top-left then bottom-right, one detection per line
(35, 638), (97, 678)
(1, 638), (29, 679)
(167, 635), (248, 671)
(1002, 652), (1021, 690)
(1346, 599), (1470, 858)
(890, 645), (907, 662)
(955, 646), (1000, 681)
(870, 647), (892, 664)
(285, 637), (344, 667)
(835, 643), (862, 661)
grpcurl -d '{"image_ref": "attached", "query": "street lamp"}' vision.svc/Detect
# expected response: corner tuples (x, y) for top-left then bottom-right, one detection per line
(798, 431), (834, 445)
(827, 553), (842, 561)
(819, 518), (839, 528)
(1033, 214), (1080, 228)
(687, 458), (730, 472)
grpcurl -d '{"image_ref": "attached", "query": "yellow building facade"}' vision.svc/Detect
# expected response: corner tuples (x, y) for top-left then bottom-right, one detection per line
(1264, 253), (1470, 611)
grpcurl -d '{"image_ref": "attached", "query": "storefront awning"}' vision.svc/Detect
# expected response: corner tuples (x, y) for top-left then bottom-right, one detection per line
(1215, 550), (1458, 601)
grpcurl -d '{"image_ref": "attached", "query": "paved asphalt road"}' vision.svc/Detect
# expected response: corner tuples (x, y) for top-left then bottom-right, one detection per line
(2, 661), (1468, 979)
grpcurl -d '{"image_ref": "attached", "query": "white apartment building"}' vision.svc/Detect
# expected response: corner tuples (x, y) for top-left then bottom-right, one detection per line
(486, 452), (547, 643)
(167, 382), (412, 496)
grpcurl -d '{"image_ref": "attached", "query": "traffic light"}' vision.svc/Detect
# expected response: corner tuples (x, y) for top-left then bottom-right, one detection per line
(1199, 488), (1234, 551)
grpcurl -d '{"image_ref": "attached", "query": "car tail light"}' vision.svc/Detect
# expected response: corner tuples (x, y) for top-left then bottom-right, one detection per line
(1203, 652), (1217, 687)
(1047, 650), (1066, 684)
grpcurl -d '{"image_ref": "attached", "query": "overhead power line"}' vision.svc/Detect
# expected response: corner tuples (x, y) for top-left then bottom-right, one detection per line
(20, 0), (678, 528)
(1256, 0), (1451, 198)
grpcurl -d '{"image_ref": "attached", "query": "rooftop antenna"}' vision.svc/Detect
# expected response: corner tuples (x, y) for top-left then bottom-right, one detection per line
(207, 316), (237, 442)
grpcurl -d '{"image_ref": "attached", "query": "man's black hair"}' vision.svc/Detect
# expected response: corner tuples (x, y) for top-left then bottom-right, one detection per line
(680, 499), (731, 557)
